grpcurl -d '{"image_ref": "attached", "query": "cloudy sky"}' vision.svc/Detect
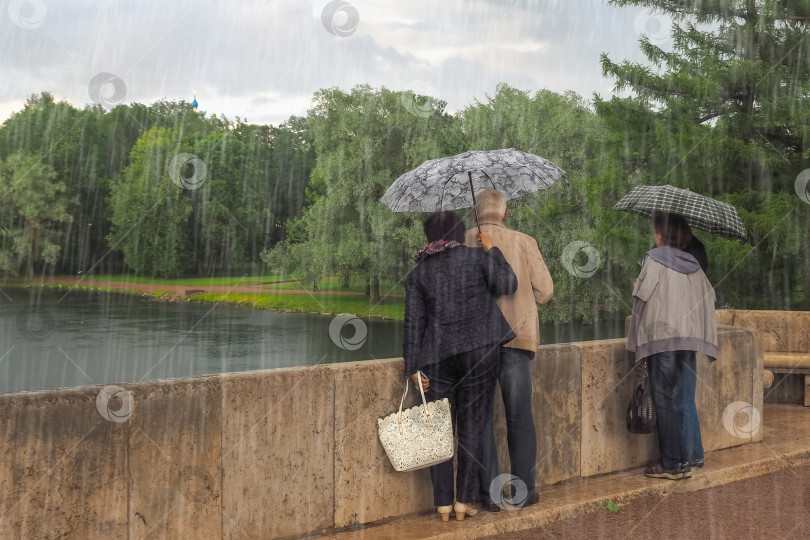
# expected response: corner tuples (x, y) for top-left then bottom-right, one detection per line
(0, 0), (673, 125)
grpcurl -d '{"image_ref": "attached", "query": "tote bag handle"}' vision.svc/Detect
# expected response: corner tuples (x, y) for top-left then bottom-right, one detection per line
(397, 372), (433, 434)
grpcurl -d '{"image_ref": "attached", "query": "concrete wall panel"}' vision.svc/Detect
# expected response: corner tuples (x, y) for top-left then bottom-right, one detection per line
(579, 339), (657, 476)
(128, 376), (222, 539)
(0, 386), (128, 538)
(330, 359), (432, 528)
(532, 344), (582, 486)
(221, 367), (334, 539)
(696, 327), (763, 451)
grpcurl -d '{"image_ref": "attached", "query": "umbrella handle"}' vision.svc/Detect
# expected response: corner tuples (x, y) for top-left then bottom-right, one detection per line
(468, 171), (480, 230)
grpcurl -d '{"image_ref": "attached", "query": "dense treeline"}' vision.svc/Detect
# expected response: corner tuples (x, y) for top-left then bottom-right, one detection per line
(0, 0), (807, 321)
(0, 94), (314, 277)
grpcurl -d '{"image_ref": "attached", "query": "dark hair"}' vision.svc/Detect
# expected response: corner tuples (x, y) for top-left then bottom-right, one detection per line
(423, 211), (466, 243)
(652, 211), (693, 251)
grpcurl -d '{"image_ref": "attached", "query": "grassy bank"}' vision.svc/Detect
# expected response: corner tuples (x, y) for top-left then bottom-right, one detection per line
(2, 275), (406, 321)
(263, 276), (405, 295)
(190, 292), (405, 320)
(85, 274), (290, 286)
(10, 281), (121, 293)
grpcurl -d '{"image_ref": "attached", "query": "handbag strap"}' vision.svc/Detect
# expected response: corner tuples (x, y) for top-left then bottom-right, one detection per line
(397, 373), (433, 433)
(636, 358), (649, 383)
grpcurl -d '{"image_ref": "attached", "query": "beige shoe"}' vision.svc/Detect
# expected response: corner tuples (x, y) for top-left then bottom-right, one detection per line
(437, 505), (453, 522)
(454, 501), (478, 521)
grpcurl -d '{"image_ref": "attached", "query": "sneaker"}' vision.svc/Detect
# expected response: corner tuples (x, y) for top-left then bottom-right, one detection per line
(644, 464), (691, 480)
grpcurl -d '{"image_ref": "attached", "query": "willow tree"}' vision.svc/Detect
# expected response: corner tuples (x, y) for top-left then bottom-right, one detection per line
(599, 0), (810, 309)
(459, 84), (623, 323)
(300, 85), (459, 302)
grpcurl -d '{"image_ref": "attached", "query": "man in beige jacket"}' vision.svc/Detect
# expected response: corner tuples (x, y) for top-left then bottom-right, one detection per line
(465, 189), (553, 511)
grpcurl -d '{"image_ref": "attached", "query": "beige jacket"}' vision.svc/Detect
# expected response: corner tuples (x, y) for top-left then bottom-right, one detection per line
(465, 219), (553, 351)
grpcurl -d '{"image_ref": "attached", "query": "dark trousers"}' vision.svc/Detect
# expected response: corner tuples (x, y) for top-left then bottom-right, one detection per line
(421, 344), (500, 507)
(479, 347), (537, 503)
(648, 350), (704, 470)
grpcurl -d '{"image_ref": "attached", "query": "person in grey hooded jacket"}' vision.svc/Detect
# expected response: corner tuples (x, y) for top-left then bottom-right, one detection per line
(627, 211), (717, 480)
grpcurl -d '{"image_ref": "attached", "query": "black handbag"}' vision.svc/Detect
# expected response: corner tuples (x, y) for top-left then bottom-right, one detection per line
(626, 358), (657, 434)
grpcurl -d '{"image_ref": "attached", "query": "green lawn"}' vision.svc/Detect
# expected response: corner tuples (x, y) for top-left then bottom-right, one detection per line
(263, 276), (406, 295)
(85, 274), (290, 286)
(190, 292), (405, 320)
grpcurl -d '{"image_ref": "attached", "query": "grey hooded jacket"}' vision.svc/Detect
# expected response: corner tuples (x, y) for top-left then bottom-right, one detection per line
(626, 246), (718, 361)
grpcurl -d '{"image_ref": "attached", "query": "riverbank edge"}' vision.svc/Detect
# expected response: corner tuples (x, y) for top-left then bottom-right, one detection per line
(0, 281), (406, 321)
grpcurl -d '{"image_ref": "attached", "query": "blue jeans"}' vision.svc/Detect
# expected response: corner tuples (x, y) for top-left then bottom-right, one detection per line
(420, 344), (500, 507)
(478, 347), (537, 502)
(648, 350), (704, 470)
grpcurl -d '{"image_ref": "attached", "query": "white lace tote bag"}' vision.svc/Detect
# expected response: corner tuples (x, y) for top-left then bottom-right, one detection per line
(377, 373), (453, 472)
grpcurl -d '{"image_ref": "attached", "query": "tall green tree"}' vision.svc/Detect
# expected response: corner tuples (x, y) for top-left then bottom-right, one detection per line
(266, 116), (317, 244)
(599, 0), (810, 309)
(0, 94), (109, 273)
(107, 128), (191, 277)
(0, 152), (73, 278)
(187, 131), (262, 275)
(299, 85), (459, 302)
(188, 117), (315, 275)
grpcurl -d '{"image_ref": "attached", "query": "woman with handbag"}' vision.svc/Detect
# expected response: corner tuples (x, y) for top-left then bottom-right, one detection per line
(626, 211), (718, 480)
(403, 210), (517, 521)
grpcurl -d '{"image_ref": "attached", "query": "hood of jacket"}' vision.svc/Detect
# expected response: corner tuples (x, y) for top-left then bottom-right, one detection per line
(646, 246), (700, 274)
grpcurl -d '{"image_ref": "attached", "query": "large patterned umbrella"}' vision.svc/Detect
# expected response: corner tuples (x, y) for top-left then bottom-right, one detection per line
(614, 184), (747, 240)
(380, 149), (565, 219)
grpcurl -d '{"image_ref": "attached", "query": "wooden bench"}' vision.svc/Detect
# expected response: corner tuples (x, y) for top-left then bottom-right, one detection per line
(764, 352), (810, 406)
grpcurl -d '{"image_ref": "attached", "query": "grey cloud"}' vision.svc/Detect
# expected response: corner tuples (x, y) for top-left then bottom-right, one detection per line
(0, 0), (655, 125)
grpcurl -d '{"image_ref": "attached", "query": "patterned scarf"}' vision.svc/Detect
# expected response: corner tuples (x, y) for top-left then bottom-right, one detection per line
(414, 240), (462, 262)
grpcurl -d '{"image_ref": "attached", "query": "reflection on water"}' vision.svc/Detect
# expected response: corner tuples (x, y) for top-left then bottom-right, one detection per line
(0, 288), (625, 394)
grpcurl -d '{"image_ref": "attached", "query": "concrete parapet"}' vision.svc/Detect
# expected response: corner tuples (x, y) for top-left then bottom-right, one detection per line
(717, 309), (810, 353)
(718, 309), (809, 405)
(0, 323), (766, 538)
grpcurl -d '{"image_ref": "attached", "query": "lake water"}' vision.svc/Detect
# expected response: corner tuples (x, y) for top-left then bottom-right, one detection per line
(0, 288), (625, 394)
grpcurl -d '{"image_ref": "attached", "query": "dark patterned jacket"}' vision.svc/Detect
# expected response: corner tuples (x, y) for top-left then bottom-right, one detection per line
(403, 246), (518, 375)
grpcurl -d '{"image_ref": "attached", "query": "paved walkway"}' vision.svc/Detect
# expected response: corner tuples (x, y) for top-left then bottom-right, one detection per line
(486, 462), (810, 539)
(317, 404), (810, 539)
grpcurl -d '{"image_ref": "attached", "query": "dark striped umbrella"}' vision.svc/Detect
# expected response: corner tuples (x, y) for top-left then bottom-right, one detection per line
(614, 184), (747, 240)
